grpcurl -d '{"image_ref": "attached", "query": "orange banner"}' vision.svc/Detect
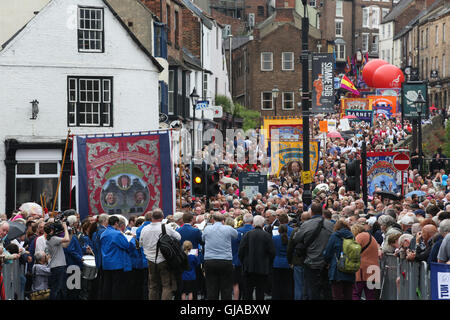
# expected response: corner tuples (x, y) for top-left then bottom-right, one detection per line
(368, 95), (397, 117)
(319, 120), (328, 132)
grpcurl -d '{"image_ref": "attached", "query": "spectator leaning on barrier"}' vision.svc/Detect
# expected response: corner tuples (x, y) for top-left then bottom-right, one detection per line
(429, 219), (450, 264)
(437, 218), (450, 264)
(31, 251), (51, 293)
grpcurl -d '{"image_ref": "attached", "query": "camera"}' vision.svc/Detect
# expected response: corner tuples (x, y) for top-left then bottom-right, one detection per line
(51, 209), (76, 235)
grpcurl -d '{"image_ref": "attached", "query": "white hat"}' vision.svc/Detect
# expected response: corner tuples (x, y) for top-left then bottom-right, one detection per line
(399, 215), (415, 226)
(367, 216), (377, 226)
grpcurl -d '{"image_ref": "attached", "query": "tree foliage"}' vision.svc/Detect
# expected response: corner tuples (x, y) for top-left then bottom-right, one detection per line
(215, 95), (261, 131)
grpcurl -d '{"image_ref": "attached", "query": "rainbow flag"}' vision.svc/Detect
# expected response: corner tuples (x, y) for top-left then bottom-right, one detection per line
(340, 75), (360, 95)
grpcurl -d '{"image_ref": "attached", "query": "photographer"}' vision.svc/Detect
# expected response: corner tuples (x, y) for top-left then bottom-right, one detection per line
(44, 220), (70, 300)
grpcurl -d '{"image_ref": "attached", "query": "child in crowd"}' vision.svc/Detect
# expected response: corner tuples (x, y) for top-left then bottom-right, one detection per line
(181, 240), (199, 300)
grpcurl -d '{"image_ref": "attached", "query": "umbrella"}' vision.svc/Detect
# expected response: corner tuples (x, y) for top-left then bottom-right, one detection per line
(405, 190), (426, 198)
(375, 191), (402, 201)
(19, 202), (43, 217)
(6, 221), (26, 241)
(220, 177), (238, 185)
(327, 131), (342, 139)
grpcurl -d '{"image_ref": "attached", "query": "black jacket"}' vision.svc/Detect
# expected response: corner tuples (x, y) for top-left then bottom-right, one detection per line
(238, 227), (276, 275)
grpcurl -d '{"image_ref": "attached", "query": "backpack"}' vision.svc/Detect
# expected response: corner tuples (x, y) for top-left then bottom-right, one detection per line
(155, 224), (189, 275)
(336, 237), (362, 274)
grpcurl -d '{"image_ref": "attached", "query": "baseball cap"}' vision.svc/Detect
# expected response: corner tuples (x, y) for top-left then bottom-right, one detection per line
(414, 209), (426, 217)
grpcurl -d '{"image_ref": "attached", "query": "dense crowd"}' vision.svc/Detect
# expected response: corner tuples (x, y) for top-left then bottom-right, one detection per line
(1, 112), (450, 300)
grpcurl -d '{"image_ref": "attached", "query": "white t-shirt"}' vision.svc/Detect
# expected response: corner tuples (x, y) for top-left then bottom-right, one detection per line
(35, 235), (47, 254)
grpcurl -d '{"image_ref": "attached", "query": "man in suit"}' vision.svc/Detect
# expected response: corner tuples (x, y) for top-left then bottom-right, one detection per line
(238, 215), (276, 300)
(263, 209), (280, 234)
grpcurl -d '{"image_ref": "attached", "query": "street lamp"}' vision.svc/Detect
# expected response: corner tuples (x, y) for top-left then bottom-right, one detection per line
(272, 86), (279, 116)
(301, 0), (312, 206)
(190, 87), (200, 159)
(415, 90), (426, 172)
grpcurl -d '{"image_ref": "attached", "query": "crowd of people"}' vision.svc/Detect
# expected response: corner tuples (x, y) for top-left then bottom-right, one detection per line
(1, 111), (450, 300)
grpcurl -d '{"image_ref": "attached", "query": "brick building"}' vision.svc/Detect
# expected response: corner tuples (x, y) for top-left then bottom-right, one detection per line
(228, 5), (323, 116)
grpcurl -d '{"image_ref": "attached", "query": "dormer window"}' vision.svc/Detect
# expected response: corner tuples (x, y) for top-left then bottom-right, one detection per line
(78, 7), (104, 52)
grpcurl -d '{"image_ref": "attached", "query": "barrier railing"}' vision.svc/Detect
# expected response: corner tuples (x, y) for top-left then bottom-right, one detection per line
(0, 255), (433, 300)
(2, 260), (25, 300)
(380, 254), (431, 300)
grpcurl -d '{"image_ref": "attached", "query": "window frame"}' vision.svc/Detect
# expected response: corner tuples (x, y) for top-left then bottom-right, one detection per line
(282, 52), (294, 71)
(261, 91), (274, 110)
(67, 76), (113, 127)
(335, 19), (343, 37)
(77, 6), (104, 53)
(336, 0), (343, 17)
(362, 33), (369, 52)
(282, 92), (294, 110)
(168, 70), (175, 115)
(261, 52), (273, 71)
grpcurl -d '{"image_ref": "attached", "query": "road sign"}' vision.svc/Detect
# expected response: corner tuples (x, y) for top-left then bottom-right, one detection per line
(393, 153), (410, 171)
(195, 100), (209, 110)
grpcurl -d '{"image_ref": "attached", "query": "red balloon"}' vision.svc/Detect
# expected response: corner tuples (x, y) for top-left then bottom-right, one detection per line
(362, 59), (388, 87)
(372, 64), (405, 88)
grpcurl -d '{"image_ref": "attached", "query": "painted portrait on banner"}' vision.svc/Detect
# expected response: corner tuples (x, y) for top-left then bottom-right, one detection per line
(76, 133), (174, 220)
(270, 141), (320, 177)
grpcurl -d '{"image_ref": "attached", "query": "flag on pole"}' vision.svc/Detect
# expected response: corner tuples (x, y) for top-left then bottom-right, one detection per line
(340, 75), (360, 95)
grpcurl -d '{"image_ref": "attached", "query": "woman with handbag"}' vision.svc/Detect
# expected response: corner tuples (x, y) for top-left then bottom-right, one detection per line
(30, 251), (51, 300)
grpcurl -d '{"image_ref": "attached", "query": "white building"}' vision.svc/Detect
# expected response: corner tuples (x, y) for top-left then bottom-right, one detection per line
(0, 0), (163, 214)
(0, 0), (50, 48)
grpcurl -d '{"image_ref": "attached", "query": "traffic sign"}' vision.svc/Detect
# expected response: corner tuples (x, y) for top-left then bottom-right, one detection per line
(195, 100), (209, 110)
(393, 153), (410, 171)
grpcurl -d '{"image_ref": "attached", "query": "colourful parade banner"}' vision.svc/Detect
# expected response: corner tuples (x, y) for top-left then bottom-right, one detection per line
(262, 117), (303, 149)
(76, 132), (174, 220)
(270, 140), (320, 178)
(345, 109), (374, 126)
(340, 98), (373, 116)
(368, 95), (398, 118)
(430, 262), (450, 300)
(367, 151), (402, 196)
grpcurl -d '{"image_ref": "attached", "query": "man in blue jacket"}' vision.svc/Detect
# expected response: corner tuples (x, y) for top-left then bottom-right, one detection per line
(100, 215), (135, 300)
(91, 213), (109, 300)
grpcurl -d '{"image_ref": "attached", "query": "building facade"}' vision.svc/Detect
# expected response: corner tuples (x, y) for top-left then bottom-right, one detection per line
(0, 0), (163, 215)
(230, 6), (323, 116)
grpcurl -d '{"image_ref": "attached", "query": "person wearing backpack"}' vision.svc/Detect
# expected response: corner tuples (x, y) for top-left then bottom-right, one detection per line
(323, 220), (358, 300)
(140, 208), (182, 300)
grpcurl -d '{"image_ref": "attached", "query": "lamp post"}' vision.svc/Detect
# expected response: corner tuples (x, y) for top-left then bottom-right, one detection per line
(190, 87), (200, 160)
(272, 86), (279, 117)
(301, 0), (312, 206)
(415, 90), (426, 173)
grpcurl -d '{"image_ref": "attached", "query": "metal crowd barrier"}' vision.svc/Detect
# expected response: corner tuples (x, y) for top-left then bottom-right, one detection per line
(380, 254), (431, 300)
(2, 260), (25, 300)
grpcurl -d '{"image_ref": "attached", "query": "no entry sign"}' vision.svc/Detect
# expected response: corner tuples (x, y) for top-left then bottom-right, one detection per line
(393, 153), (410, 171)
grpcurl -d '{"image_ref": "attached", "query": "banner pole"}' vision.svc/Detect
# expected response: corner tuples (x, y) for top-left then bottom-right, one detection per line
(53, 130), (71, 213)
(179, 129), (183, 209)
